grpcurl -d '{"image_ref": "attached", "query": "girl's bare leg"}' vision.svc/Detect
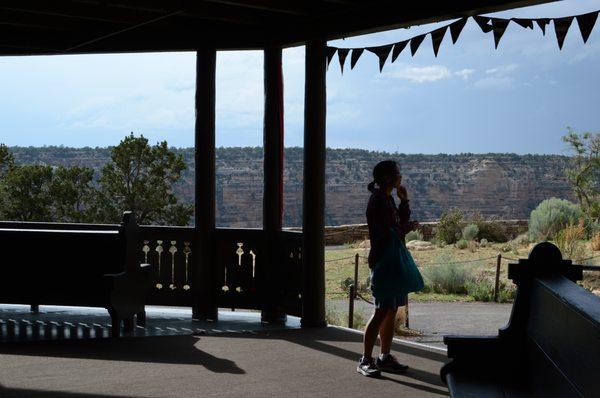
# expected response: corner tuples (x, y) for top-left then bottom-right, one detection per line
(379, 308), (397, 355)
(362, 309), (387, 358)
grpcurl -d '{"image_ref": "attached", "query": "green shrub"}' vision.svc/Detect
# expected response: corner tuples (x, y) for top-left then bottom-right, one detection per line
(466, 279), (516, 303)
(405, 230), (424, 242)
(477, 221), (508, 242)
(455, 238), (468, 250)
(469, 212), (508, 242)
(462, 224), (479, 241)
(340, 277), (369, 296)
(529, 198), (583, 240)
(436, 209), (463, 244)
(512, 233), (534, 246)
(422, 256), (473, 295)
(465, 280), (495, 302)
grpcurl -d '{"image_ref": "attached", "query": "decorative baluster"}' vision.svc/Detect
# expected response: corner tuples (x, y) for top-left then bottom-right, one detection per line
(142, 240), (150, 263)
(169, 241), (177, 290)
(222, 265), (229, 292)
(183, 242), (191, 290)
(236, 243), (244, 293)
(155, 240), (164, 289)
(250, 250), (256, 279)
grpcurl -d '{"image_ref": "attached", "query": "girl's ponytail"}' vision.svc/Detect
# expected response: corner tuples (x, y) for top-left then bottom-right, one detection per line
(367, 181), (376, 193)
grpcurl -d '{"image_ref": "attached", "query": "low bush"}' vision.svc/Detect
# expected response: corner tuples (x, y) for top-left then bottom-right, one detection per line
(326, 305), (367, 330)
(512, 233), (534, 246)
(591, 232), (600, 251)
(405, 230), (424, 242)
(455, 238), (468, 250)
(555, 221), (587, 261)
(479, 238), (489, 248)
(529, 198), (583, 240)
(436, 209), (463, 244)
(466, 278), (516, 303)
(470, 212), (508, 242)
(462, 223), (479, 241)
(422, 256), (473, 295)
(340, 277), (369, 296)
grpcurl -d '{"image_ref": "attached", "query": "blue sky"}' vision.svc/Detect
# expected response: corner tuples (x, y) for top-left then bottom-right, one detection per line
(0, 0), (599, 154)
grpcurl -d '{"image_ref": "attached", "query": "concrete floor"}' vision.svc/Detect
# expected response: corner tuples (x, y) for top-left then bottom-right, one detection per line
(0, 305), (448, 397)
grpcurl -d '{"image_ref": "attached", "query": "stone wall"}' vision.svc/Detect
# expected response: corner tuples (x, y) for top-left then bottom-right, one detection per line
(304, 219), (529, 245)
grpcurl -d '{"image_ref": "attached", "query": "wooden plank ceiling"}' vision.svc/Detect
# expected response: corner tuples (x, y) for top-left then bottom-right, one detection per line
(0, 0), (557, 55)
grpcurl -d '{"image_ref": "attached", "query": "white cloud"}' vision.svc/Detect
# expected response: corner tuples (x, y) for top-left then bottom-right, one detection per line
(473, 63), (518, 90)
(385, 65), (451, 83)
(455, 69), (475, 80)
(473, 76), (514, 90)
(485, 63), (518, 76)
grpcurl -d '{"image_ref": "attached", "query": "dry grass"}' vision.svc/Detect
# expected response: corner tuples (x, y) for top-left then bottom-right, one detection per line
(326, 239), (600, 302)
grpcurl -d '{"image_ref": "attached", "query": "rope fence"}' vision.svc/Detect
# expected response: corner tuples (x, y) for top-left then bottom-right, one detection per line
(337, 249), (600, 329)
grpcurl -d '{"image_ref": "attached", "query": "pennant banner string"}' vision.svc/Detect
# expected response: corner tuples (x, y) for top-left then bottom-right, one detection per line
(328, 9), (599, 73)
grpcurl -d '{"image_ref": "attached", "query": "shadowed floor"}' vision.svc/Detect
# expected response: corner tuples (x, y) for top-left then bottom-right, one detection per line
(0, 324), (448, 397)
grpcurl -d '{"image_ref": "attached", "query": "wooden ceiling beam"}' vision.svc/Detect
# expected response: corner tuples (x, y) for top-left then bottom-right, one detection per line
(309, 0), (559, 41)
(196, 0), (309, 16)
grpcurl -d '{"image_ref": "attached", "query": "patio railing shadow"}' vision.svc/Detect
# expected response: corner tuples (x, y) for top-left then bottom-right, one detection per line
(0, 385), (154, 398)
(0, 335), (245, 374)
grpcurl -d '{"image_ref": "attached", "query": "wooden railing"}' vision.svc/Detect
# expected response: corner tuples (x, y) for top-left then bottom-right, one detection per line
(275, 230), (303, 317)
(139, 226), (304, 314)
(0, 220), (304, 316)
(140, 225), (195, 307)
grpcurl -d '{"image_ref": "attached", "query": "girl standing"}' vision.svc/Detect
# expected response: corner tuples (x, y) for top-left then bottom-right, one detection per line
(357, 160), (424, 377)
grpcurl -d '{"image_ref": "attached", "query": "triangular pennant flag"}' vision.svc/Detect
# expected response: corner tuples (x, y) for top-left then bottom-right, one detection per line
(474, 16), (493, 33)
(410, 34), (426, 56)
(536, 18), (551, 35)
(576, 11), (599, 43)
(326, 47), (337, 70)
(337, 48), (350, 74)
(554, 16), (574, 50)
(512, 18), (534, 29)
(366, 44), (393, 72)
(431, 26), (448, 57)
(491, 18), (511, 49)
(391, 40), (408, 62)
(350, 48), (364, 70)
(449, 17), (468, 44)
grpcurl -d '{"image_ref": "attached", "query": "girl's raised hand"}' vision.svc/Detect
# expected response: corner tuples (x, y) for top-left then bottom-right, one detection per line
(396, 184), (408, 201)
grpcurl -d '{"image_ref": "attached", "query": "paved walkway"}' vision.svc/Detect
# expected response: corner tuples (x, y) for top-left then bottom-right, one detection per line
(0, 307), (448, 397)
(329, 300), (512, 347)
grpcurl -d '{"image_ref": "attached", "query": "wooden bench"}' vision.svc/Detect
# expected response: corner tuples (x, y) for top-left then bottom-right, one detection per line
(0, 212), (149, 337)
(441, 242), (599, 397)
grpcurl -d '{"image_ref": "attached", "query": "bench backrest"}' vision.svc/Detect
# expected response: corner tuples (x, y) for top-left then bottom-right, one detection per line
(506, 242), (600, 397)
(526, 277), (600, 397)
(0, 212), (138, 306)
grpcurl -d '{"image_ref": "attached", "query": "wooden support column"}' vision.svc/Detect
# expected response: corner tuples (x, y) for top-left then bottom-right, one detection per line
(193, 48), (218, 321)
(262, 46), (286, 323)
(301, 40), (327, 327)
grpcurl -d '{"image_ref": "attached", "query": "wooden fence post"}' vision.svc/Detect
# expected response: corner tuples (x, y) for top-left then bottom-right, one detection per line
(348, 284), (355, 329)
(494, 253), (502, 302)
(354, 253), (359, 299)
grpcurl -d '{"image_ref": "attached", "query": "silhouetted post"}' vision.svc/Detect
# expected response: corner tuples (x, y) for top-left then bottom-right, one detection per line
(354, 253), (359, 299)
(348, 284), (355, 328)
(494, 254), (502, 302)
(302, 39), (327, 327)
(262, 46), (287, 323)
(193, 48), (218, 321)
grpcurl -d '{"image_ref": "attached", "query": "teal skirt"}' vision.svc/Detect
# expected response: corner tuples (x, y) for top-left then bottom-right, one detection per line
(370, 229), (424, 300)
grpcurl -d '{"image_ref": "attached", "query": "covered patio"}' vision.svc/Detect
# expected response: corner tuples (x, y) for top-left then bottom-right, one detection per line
(0, 1), (558, 396)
